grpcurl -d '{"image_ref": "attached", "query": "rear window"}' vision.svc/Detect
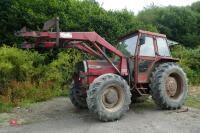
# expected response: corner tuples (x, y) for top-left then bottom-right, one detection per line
(156, 37), (171, 56)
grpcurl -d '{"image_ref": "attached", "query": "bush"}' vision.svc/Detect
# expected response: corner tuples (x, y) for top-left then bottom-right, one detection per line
(0, 46), (40, 88)
(0, 46), (81, 112)
(44, 49), (82, 86)
(171, 45), (200, 85)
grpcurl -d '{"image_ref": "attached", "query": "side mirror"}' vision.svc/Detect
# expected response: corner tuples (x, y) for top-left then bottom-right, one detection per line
(139, 35), (146, 45)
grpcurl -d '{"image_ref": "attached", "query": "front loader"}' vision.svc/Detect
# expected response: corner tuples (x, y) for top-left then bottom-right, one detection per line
(16, 18), (188, 121)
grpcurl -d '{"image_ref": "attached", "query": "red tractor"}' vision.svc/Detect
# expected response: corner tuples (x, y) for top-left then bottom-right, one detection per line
(17, 18), (188, 121)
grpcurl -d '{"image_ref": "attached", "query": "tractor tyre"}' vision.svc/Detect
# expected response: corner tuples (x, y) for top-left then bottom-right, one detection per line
(87, 74), (131, 121)
(150, 63), (188, 109)
(69, 81), (87, 109)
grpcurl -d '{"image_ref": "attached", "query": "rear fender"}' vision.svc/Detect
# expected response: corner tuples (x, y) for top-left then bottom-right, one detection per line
(156, 57), (179, 63)
(146, 57), (179, 82)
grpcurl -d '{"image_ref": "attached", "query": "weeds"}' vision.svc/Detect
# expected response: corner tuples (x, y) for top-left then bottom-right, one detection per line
(185, 93), (200, 109)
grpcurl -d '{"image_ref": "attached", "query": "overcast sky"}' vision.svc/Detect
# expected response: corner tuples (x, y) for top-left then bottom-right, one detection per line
(96, 0), (199, 14)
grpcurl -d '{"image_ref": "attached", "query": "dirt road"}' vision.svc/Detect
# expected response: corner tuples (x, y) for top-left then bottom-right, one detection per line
(0, 97), (200, 133)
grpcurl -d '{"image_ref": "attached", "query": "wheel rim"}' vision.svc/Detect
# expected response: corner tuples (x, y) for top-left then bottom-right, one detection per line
(101, 85), (124, 112)
(165, 74), (183, 99)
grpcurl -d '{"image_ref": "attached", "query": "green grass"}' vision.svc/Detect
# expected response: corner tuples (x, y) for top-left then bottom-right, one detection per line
(133, 92), (200, 111)
(0, 89), (69, 113)
(185, 93), (200, 109)
(0, 103), (14, 113)
(131, 97), (156, 112)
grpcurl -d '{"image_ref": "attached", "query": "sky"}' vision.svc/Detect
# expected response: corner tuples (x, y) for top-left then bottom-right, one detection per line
(96, 0), (199, 14)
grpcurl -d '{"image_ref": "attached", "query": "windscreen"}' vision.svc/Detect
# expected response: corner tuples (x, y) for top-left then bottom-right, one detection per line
(118, 35), (138, 57)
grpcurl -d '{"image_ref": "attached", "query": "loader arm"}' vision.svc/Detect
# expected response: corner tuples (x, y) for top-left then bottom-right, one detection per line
(16, 28), (128, 76)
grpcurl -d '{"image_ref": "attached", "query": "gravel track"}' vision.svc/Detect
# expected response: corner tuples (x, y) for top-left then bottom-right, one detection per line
(0, 97), (200, 133)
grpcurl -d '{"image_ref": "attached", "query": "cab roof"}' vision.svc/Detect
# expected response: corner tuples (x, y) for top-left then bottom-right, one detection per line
(118, 30), (166, 41)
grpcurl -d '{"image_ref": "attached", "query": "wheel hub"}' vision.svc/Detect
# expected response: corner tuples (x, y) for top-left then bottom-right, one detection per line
(166, 77), (178, 97)
(102, 87), (119, 109)
(105, 89), (118, 104)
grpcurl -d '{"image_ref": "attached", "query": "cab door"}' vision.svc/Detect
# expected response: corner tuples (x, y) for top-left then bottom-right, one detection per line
(136, 35), (156, 83)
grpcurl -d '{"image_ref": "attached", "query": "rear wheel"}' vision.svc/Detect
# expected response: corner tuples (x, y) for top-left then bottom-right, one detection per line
(87, 74), (131, 121)
(69, 81), (87, 109)
(150, 63), (188, 109)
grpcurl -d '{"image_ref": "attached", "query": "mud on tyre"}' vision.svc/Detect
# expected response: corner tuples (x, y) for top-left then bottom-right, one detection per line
(150, 63), (188, 109)
(87, 74), (131, 121)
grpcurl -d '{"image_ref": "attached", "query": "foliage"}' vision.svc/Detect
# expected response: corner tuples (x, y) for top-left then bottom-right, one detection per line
(0, 46), (43, 88)
(0, 46), (81, 112)
(191, 1), (200, 13)
(0, 0), (157, 46)
(44, 49), (82, 88)
(171, 45), (200, 85)
(186, 93), (200, 109)
(138, 5), (200, 47)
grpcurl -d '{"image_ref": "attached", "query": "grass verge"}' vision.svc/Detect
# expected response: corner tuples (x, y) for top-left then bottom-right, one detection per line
(0, 103), (13, 113)
(185, 93), (200, 109)
(0, 88), (69, 113)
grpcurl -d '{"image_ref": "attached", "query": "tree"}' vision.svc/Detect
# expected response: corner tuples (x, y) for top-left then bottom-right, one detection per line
(191, 1), (200, 13)
(138, 5), (200, 47)
(0, 0), (156, 46)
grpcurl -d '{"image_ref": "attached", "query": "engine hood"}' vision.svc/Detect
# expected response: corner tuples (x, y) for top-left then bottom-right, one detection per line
(87, 60), (119, 69)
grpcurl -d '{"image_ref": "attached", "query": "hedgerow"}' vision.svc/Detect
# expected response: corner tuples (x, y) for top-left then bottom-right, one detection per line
(0, 46), (82, 112)
(171, 45), (200, 85)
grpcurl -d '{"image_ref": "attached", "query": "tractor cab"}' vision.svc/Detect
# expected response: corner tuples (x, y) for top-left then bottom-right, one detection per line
(118, 30), (174, 84)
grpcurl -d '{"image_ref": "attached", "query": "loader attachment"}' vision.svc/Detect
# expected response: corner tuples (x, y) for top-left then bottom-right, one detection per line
(16, 18), (128, 76)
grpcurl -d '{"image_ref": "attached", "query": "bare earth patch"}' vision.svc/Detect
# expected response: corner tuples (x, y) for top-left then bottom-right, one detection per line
(190, 86), (200, 94)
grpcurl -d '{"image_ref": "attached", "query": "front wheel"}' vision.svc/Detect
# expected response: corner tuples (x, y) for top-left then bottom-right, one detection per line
(150, 63), (188, 109)
(87, 74), (131, 121)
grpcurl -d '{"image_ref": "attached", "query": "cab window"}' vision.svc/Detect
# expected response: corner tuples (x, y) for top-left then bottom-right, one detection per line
(156, 37), (171, 56)
(118, 35), (138, 57)
(139, 36), (155, 56)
